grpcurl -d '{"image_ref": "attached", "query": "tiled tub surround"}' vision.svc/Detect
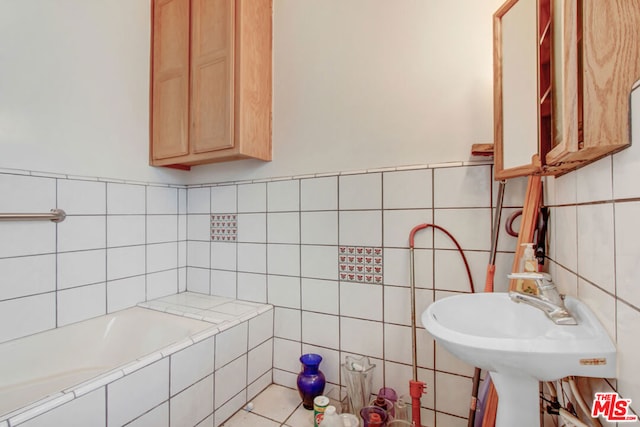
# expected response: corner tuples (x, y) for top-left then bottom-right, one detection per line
(0, 170), (189, 345)
(185, 163), (528, 426)
(0, 292), (274, 427)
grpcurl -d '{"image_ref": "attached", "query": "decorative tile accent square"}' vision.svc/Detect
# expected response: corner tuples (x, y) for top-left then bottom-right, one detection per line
(211, 214), (237, 242)
(338, 246), (383, 284)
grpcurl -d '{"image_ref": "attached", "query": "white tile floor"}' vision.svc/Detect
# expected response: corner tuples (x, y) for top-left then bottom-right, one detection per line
(221, 384), (338, 427)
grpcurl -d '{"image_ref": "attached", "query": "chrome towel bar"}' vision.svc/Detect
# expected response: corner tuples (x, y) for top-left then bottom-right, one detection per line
(0, 209), (66, 223)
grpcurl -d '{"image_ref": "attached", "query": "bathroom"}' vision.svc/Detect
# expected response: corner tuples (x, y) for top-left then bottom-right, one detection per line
(0, 0), (639, 426)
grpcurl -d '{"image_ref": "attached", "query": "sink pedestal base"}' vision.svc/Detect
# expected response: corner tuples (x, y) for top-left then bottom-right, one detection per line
(490, 372), (540, 427)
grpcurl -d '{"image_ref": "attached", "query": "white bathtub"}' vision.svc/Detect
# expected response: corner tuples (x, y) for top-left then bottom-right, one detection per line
(0, 306), (213, 420)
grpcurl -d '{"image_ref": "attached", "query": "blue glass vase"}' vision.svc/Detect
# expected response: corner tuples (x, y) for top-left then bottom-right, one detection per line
(296, 353), (326, 409)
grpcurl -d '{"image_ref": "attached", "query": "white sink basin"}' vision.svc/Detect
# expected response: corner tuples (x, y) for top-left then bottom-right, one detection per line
(422, 292), (616, 426)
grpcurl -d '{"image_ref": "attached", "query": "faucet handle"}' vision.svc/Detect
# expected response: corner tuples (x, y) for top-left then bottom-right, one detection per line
(507, 272), (550, 280)
(508, 272), (553, 289)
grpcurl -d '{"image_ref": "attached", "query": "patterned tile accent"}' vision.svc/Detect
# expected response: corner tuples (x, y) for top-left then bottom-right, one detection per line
(211, 214), (237, 242)
(338, 246), (383, 284)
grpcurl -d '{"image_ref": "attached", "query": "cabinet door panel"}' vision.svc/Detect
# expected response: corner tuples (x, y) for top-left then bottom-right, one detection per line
(191, 0), (234, 154)
(151, 0), (190, 160)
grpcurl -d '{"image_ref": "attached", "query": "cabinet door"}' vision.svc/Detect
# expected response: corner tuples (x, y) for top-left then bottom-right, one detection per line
(190, 0), (235, 154)
(151, 0), (190, 160)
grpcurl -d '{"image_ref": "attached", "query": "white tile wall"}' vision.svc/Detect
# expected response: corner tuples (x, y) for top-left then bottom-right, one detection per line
(300, 176), (338, 211)
(0, 171), (186, 343)
(107, 358), (170, 427)
(171, 375), (215, 427)
(178, 164), (503, 424)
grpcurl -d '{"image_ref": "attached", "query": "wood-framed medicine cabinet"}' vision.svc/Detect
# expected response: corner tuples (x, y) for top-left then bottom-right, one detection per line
(494, 0), (640, 180)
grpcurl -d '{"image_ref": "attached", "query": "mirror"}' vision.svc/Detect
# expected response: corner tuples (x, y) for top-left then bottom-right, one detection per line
(494, 0), (542, 179)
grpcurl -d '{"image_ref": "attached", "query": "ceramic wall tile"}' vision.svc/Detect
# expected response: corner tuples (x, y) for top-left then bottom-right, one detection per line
(214, 355), (247, 409)
(383, 209), (433, 249)
(170, 375), (214, 427)
(267, 275), (300, 309)
(0, 293), (55, 344)
(267, 180), (299, 212)
(58, 179), (106, 215)
(300, 211), (338, 245)
(434, 371), (472, 418)
(237, 243), (266, 274)
(147, 242), (177, 273)
(339, 173), (381, 210)
(301, 245), (338, 280)
(433, 249), (486, 293)
(187, 214), (211, 241)
(106, 245), (145, 281)
(433, 166), (491, 208)
(613, 88), (640, 200)
(126, 402), (168, 427)
(107, 183), (146, 215)
(552, 206), (578, 273)
(0, 254), (56, 300)
(267, 244), (300, 276)
(146, 186), (178, 215)
(576, 156), (613, 204)
(211, 185), (237, 213)
(274, 308), (301, 341)
(248, 309), (273, 349)
(614, 202), (640, 309)
(210, 269), (236, 298)
(383, 323), (412, 365)
(340, 317), (383, 359)
(300, 176), (338, 211)
(107, 215), (145, 247)
(578, 280), (616, 341)
(0, 174), (55, 212)
(238, 183), (267, 213)
(338, 211), (382, 247)
(301, 278), (339, 315)
(19, 388), (106, 427)
(383, 169), (432, 209)
(339, 281), (382, 321)
(383, 286), (411, 326)
(248, 339), (273, 384)
(187, 187), (211, 215)
(57, 283), (106, 326)
(0, 221), (55, 258)
(302, 344), (340, 385)
(237, 272), (267, 303)
(107, 275), (146, 313)
(186, 267), (210, 294)
(577, 204), (615, 294)
(338, 246), (382, 284)
(215, 322), (248, 369)
(383, 248), (432, 288)
(107, 358), (169, 427)
(267, 212), (299, 244)
(147, 215), (178, 244)
(146, 270), (178, 300)
(237, 213), (265, 243)
(433, 208), (492, 251)
(58, 215), (106, 252)
(211, 241), (236, 270)
(616, 301), (640, 412)
(170, 337), (215, 396)
(273, 337), (301, 373)
(301, 311), (339, 349)
(187, 241), (210, 269)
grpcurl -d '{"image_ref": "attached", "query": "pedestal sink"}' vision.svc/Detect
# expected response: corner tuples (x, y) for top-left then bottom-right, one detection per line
(421, 293), (616, 427)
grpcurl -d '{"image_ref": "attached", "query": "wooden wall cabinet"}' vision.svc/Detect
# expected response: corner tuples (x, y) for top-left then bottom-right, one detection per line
(150, 0), (272, 169)
(494, 0), (640, 179)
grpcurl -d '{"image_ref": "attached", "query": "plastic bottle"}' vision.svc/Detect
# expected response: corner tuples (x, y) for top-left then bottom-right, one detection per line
(517, 243), (538, 294)
(321, 405), (344, 427)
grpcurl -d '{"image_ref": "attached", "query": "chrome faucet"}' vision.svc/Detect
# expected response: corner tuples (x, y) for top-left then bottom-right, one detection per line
(507, 272), (577, 325)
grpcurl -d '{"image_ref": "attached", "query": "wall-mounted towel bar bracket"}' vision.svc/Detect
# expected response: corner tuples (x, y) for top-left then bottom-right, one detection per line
(0, 209), (66, 223)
